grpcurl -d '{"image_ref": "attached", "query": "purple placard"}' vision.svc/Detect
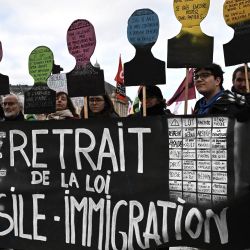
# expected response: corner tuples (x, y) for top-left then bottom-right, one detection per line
(67, 19), (96, 68)
(66, 19), (105, 97)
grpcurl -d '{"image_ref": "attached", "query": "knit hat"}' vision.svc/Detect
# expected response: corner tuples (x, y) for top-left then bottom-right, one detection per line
(138, 85), (163, 101)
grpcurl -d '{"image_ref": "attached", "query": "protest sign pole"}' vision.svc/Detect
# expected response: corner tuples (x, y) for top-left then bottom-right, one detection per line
(142, 86), (147, 117)
(184, 67), (189, 115)
(244, 63), (250, 93)
(84, 96), (88, 119)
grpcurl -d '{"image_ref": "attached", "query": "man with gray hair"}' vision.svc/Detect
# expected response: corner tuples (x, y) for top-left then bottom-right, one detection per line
(2, 94), (24, 121)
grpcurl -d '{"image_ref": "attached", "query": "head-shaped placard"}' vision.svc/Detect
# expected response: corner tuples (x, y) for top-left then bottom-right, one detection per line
(127, 9), (159, 49)
(0, 41), (2, 62)
(174, 0), (210, 31)
(25, 46), (56, 114)
(167, 0), (213, 68)
(29, 46), (54, 83)
(223, 0), (250, 66)
(224, 0), (250, 35)
(124, 8), (165, 86)
(67, 19), (96, 68)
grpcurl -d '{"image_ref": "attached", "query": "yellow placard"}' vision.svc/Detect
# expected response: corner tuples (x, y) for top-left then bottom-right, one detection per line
(223, 0), (250, 27)
(174, 0), (210, 27)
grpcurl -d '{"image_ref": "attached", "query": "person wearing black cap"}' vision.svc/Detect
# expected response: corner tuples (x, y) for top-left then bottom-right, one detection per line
(130, 85), (171, 117)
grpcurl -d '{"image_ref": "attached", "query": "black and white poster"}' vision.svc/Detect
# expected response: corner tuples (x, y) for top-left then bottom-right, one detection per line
(0, 116), (250, 250)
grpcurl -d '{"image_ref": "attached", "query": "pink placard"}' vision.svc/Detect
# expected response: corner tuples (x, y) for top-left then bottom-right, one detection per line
(0, 41), (3, 62)
(67, 19), (96, 67)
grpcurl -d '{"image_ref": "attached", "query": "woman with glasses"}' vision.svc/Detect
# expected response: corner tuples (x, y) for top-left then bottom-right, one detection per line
(81, 94), (119, 119)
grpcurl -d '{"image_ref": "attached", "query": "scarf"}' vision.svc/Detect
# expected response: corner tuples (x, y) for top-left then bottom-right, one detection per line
(47, 109), (73, 120)
(198, 90), (224, 115)
(140, 102), (167, 116)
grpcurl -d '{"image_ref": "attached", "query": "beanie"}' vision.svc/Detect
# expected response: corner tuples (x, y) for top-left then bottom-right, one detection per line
(138, 85), (163, 101)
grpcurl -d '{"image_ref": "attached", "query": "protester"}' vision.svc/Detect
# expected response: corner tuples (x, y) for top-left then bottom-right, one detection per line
(231, 65), (250, 95)
(193, 63), (249, 119)
(47, 91), (79, 120)
(81, 94), (119, 119)
(0, 104), (4, 121)
(1, 93), (24, 121)
(130, 85), (171, 117)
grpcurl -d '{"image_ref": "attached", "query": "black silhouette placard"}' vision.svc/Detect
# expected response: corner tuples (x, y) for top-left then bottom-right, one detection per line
(124, 8), (166, 86)
(223, 0), (250, 66)
(24, 46), (56, 114)
(167, 0), (213, 68)
(0, 41), (10, 95)
(66, 19), (105, 97)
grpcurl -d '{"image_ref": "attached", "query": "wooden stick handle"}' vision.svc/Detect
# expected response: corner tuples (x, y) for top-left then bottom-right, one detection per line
(143, 86), (147, 117)
(84, 96), (88, 119)
(244, 63), (250, 93)
(184, 68), (189, 115)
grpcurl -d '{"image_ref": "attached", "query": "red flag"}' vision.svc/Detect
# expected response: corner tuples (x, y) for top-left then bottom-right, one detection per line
(167, 68), (196, 106)
(115, 55), (126, 100)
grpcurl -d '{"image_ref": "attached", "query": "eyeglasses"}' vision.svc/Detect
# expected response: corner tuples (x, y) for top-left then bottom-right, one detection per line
(194, 72), (213, 81)
(2, 102), (17, 106)
(89, 97), (104, 103)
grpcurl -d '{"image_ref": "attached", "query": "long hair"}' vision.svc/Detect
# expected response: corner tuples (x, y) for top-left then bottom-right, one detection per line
(81, 94), (119, 118)
(56, 91), (77, 117)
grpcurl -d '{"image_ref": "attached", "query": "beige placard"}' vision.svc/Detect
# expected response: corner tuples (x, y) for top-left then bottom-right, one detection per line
(174, 0), (210, 27)
(224, 0), (250, 27)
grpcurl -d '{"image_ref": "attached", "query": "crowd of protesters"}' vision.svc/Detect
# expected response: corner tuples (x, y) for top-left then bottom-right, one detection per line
(1, 63), (250, 123)
(0, 63), (250, 250)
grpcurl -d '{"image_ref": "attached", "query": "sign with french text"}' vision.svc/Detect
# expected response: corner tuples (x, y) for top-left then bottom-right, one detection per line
(167, 0), (213, 68)
(124, 8), (165, 86)
(66, 19), (105, 97)
(25, 46), (56, 114)
(0, 116), (250, 250)
(223, 0), (250, 66)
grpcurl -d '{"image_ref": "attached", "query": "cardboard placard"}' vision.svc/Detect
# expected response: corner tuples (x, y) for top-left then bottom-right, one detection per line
(24, 46), (56, 114)
(223, 0), (250, 66)
(0, 41), (10, 95)
(0, 74), (10, 95)
(66, 19), (105, 97)
(0, 116), (250, 249)
(167, 0), (213, 68)
(47, 73), (68, 93)
(124, 9), (165, 86)
(24, 85), (56, 114)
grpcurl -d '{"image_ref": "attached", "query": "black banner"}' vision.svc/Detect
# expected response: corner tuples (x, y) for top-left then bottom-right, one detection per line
(0, 116), (250, 250)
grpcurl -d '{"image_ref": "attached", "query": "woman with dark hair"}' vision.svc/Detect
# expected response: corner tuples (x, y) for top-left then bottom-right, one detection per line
(81, 94), (119, 119)
(47, 91), (79, 120)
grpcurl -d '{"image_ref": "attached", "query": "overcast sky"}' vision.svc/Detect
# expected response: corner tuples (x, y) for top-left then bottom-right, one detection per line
(0, 0), (243, 112)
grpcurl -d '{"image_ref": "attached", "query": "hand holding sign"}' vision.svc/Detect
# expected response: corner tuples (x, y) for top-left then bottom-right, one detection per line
(0, 40), (10, 95)
(24, 46), (56, 114)
(167, 0), (213, 68)
(66, 19), (105, 97)
(124, 8), (166, 87)
(223, 0), (250, 66)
